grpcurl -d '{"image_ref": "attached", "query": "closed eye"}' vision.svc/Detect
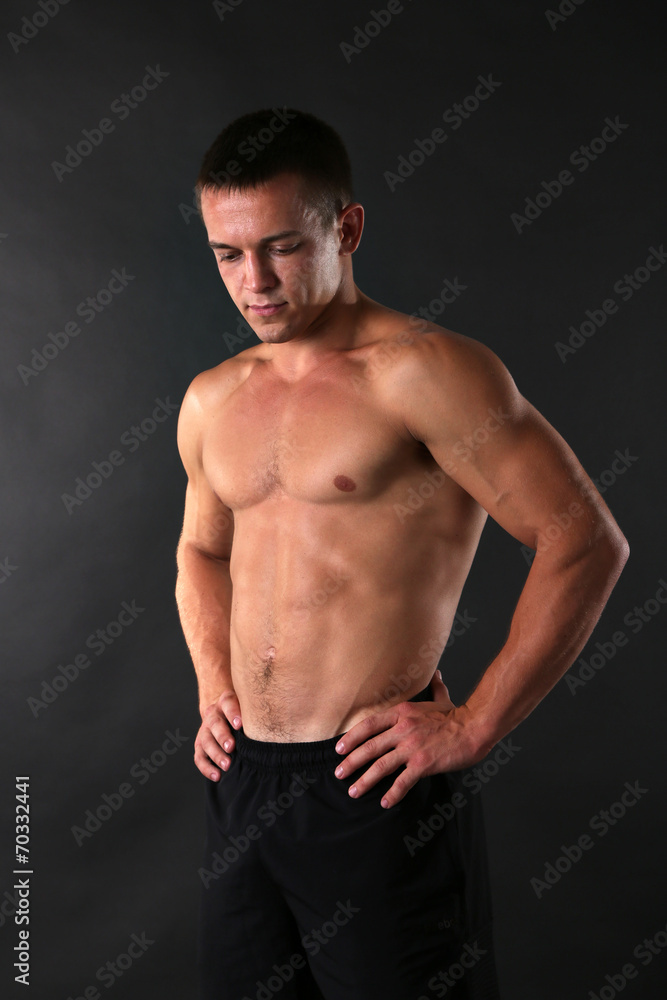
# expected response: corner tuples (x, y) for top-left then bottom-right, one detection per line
(216, 244), (301, 263)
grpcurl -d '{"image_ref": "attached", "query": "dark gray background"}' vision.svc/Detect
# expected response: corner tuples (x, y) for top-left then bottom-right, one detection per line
(1, 0), (665, 997)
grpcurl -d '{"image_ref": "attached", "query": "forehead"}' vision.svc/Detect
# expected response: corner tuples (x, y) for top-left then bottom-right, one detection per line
(200, 173), (320, 243)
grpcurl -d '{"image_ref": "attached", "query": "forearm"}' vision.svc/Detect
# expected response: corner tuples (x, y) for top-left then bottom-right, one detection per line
(463, 527), (629, 755)
(175, 541), (235, 715)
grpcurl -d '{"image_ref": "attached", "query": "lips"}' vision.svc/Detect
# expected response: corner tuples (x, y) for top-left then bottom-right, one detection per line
(249, 302), (286, 316)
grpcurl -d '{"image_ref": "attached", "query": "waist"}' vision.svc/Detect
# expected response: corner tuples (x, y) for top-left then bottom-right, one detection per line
(234, 682), (434, 770)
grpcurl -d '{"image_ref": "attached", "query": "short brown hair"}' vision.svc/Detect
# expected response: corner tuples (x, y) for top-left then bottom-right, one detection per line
(196, 107), (354, 228)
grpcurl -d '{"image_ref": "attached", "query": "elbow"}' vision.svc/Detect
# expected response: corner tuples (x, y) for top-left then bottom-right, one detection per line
(543, 516), (629, 582)
(176, 538), (232, 568)
(590, 520), (630, 584)
(608, 524), (630, 574)
(175, 536), (188, 576)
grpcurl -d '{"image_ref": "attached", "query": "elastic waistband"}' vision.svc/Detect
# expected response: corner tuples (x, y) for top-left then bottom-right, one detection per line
(234, 682), (433, 773)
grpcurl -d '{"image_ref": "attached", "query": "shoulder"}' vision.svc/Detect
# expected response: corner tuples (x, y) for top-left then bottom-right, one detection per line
(378, 316), (512, 392)
(179, 342), (266, 425)
(370, 317), (527, 438)
(177, 345), (261, 465)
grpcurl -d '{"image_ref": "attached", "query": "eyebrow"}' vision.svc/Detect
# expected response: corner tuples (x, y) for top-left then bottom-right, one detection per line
(208, 229), (302, 249)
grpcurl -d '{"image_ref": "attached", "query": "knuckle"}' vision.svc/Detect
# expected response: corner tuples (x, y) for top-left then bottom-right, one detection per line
(410, 750), (429, 771)
(371, 753), (388, 775)
(356, 721), (373, 742)
(394, 771), (412, 792)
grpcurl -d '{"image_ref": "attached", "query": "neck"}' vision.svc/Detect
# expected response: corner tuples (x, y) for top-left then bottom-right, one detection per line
(263, 284), (375, 379)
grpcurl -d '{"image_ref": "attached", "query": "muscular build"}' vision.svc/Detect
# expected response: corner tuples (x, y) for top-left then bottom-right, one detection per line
(176, 172), (628, 808)
(179, 315), (486, 738)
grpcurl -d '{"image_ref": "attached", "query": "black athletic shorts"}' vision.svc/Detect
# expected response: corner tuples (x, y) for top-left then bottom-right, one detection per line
(198, 684), (500, 1000)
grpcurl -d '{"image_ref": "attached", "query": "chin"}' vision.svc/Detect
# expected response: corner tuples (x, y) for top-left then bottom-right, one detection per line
(255, 323), (302, 344)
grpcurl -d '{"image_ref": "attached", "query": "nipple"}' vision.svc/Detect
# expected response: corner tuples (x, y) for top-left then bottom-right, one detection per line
(334, 475), (356, 492)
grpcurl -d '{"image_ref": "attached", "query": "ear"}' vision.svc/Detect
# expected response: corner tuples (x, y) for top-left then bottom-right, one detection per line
(338, 202), (364, 255)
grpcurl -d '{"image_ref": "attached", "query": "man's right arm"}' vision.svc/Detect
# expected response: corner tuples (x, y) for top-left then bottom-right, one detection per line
(175, 373), (240, 781)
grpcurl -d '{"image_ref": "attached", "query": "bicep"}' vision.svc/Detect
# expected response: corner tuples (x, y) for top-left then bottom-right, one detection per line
(176, 378), (234, 560)
(179, 477), (234, 560)
(437, 401), (602, 551)
(395, 333), (612, 553)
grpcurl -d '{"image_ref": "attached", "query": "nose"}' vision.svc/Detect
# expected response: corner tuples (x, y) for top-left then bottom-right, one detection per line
(243, 252), (278, 294)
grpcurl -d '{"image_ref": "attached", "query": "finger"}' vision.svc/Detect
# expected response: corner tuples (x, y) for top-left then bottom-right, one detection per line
(334, 728), (400, 779)
(198, 729), (233, 772)
(343, 748), (406, 799)
(194, 745), (221, 782)
(219, 691), (243, 729)
(334, 707), (398, 755)
(378, 767), (420, 809)
(209, 715), (236, 754)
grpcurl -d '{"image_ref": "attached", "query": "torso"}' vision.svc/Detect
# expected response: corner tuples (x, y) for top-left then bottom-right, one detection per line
(200, 313), (487, 739)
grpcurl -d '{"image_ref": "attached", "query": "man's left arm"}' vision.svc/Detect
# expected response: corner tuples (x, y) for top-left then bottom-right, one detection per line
(334, 329), (629, 807)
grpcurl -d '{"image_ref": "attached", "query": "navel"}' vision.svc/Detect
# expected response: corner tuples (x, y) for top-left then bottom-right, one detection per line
(334, 474), (356, 492)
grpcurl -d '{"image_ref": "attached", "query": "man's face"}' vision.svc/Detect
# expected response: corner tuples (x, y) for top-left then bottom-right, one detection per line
(200, 173), (346, 345)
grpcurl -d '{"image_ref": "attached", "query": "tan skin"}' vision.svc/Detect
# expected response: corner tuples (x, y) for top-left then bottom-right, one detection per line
(175, 172), (629, 809)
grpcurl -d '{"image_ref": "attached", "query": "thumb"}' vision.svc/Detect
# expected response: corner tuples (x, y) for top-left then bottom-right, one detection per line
(430, 669), (455, 709)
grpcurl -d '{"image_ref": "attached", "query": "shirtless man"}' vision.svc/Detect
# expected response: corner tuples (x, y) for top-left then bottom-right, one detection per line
(175, 109), (628, 1000)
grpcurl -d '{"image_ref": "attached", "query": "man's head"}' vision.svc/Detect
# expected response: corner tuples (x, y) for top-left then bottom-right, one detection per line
(196, 109), (363, 345)
(196, 107), (354, 231)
